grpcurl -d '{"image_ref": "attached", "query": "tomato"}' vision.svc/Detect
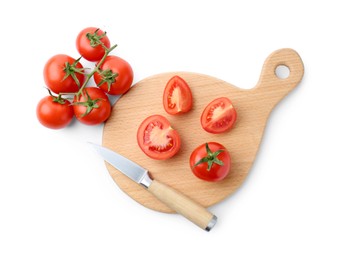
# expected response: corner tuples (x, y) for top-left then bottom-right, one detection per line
(189, 142), (231, 182)
(76, 27), (110, 62)
(201, 97), (237, 134)
(43, 54), (85, 94)
(93, 55), (133, 95)
(163, 75), (193, 115)
(73, 87), (111, 125)
(36, 96), (74, 129)
(137, 115), (181, 160)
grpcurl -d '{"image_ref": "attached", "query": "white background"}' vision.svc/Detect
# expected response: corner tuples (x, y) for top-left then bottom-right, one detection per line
(1, 0), (341, 259)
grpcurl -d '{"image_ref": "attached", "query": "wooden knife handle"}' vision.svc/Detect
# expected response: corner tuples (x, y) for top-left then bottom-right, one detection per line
(148, 179), (217, 231)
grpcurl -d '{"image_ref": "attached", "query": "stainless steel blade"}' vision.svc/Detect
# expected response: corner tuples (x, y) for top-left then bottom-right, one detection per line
(89, 143), (152, 188)
(89, 142), (217, 231)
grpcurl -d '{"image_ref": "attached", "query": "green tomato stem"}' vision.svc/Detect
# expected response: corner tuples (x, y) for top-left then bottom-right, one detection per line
(76, 44), (118, 97)
(193, 143), (224, 171)
(56, 42), (117, 103)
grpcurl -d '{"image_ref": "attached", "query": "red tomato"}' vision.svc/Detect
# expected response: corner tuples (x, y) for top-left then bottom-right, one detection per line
(73, 87), (111, 125)
(43, 54), (85, 94)
(94, 55), (133, 95)
(189, 142), (231, 182)
(76, 27), (110, 62)
(137, 115), (181, 160)
(201, 97), (237, 134)
(36, 96), (74, 129)
(163, 75), (193, 115)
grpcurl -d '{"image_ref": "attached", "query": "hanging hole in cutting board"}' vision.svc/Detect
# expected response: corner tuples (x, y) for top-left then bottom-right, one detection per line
(275, 64), (290, 79)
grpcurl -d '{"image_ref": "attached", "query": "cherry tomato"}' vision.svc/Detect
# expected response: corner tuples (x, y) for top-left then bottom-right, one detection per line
(76, 27), (110, 62)
(43, 54), (85, 94)
(163, 75), (193, 115)
(94, 55), (133, 95)
(36, 96), (74, 129)
(137, 115), (181, 160)
(73, 87), (111, 125)
(201, 97), (237, 134)
(189, 142), (231, 182)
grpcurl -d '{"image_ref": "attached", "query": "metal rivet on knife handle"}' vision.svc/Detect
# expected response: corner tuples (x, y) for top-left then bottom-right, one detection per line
(148, 179), (217, 231)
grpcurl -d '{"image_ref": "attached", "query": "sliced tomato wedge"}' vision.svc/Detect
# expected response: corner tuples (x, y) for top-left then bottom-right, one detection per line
(137, 115), (181, 160)
(163, 75), (193, 115)
(200, 97), (237, 134)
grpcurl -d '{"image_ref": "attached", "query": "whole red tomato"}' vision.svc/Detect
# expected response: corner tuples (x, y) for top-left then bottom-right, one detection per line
(94, 55), (133, 95)
(76, 27), (110, 62)
(189, 142), (231, 182)
(137, 115), (181, 160)
(73, 87), (111, 125)
(43, 54), (85, 94)
(163, 75), (193, 115)
(36, 96), (74, 129)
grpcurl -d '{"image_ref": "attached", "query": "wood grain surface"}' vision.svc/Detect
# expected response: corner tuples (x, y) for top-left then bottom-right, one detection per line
(102, 48), (304, 213)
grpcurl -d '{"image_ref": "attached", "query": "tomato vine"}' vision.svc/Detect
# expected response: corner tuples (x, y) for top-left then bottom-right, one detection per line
(37, 27), (133, 129)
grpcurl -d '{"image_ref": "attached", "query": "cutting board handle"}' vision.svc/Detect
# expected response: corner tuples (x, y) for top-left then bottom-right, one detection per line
(254, 48), (304, 108)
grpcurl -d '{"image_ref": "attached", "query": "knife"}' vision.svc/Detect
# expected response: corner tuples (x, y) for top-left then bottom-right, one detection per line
(89, 143), (217, 231)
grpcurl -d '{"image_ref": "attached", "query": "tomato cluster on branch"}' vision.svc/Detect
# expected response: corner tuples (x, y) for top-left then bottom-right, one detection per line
(36, 27), (133, 129)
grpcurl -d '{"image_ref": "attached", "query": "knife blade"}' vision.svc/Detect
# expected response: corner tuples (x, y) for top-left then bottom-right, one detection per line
(89, 143), (217, 231)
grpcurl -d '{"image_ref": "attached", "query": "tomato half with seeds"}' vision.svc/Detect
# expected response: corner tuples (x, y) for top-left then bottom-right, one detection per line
(189, 142), (231, 182)
(137, 115), (181, 160)
(200, 97), (237, 134)
(163, 75), (193, 115)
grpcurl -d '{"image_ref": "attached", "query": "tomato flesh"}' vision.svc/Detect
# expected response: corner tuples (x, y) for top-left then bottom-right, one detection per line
(201, 97), (237, 134)
(163, 76), (192, 115)
(137, 115), (181, 160)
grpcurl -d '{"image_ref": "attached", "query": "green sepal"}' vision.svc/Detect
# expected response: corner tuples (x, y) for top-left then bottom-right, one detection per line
(62, 56), (86, 87)
(86, 28), (108, 48)
(193, 143), (224, 171)
(46, 89), (68, 104)
(97, 69), (119, 92)
(72, 90), (102, 117)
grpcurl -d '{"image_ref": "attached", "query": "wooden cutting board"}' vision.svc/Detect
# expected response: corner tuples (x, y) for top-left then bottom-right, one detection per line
(102, 48), (304, 213)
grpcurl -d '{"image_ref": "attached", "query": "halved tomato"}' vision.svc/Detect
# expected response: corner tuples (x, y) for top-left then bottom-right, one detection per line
(163, 75), (193, 115)
(137, 115), (181, 160)
(201, 97), (237, 134)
